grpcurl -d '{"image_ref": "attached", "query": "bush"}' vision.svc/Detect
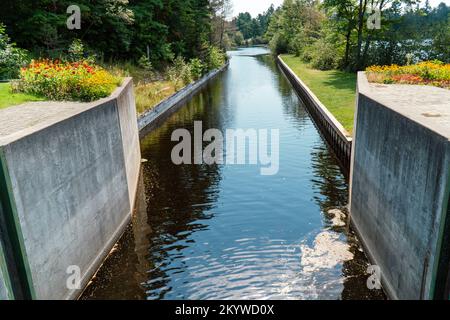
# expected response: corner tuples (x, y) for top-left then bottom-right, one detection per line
(0, 24), (29, 80)
(16, 59), (122, 101)
(189, 58), (204, 80)
(206, 46), (226, 71)
(305, 39), (341, 71)
(269, 33), (288, 55)
(67, 39), (96, 64)
(137, 55), (155, 81)
(167, 56), (193, 89)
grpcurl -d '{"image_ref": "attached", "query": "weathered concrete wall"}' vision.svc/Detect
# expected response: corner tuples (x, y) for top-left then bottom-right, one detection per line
(0, 220), (12, 300)
(0, 78), (140, 300)
(115, 79), (141, 206)
(277, 56), (353, 174)
(350, 73), (450, 300)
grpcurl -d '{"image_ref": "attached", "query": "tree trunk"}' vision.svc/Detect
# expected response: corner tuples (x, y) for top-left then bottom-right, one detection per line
(344, 25), (352, 68)
(361, 33), (373, 68)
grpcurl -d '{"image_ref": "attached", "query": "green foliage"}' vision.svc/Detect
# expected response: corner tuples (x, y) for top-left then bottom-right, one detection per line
(67, 39), (85, 62)
(189, 58), (204, 80)
(432, 15), (450, 63)
(267, 0), (450, 71)
(168, 56), (193, 88)
(235, 6), (274, 41)
(266, 0), (323, 56)
(0, 24), (29, 80)
(0, 0), (213, 65)
(234, 32), (245, 47)
(269, 33), (289, 55)
(306, 38), (341, 70)
(138, 55), (153, 71)
(206, 46), (226, 71)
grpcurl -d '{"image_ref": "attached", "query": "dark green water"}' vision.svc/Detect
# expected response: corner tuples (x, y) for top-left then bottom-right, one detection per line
(82, 48), (384, 300)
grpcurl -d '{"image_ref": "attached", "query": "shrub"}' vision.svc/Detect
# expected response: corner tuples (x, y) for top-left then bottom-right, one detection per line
(189, 58), (204, 80)
(307, 39), (341, 71)
(137, 55), (155, 81)
(0, 24), (29, 80)
(68, 39), (85, 62)
(167, 56), (193, 89)
(17, 59), (122, 101)
(67, 39), (96, 64)
(366, 61), (450, 88)
(206, 46), (226, 71)
(269, 33), (288, 55)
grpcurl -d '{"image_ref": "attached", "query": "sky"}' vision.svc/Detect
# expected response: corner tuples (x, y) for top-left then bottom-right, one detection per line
(231, 0), (450, 18)
(232, 0), (283, 17)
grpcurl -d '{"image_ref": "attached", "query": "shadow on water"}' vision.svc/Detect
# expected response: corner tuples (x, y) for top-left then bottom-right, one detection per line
(81, 47), (385, 300)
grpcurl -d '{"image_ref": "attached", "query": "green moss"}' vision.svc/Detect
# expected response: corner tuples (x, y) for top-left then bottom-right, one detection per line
(0, 83), (44, 110)
(280, 54), (357, 133)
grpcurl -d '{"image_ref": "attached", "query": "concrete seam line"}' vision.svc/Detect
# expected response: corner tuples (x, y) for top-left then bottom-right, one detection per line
(0, 147), (36, 299)
(0, 234), (14, 299)
(349, 217), (397, 300)
(430, 159), (450, 299)
(73, 213), (132, 300)
(111, 97), (132, 209)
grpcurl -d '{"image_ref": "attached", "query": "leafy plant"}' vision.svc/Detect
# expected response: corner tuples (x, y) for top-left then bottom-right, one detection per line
(137, 54), (155, 81)
(167, 56), (193, 89)
(0, 24), (29, 80)
(206, 46), (226, 71)
(189, 58), (204, 80)
(307, 38), (341, 71)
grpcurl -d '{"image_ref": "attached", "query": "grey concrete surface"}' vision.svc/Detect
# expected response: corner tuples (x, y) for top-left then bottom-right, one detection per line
(350, 72), (450, 300)
(0, 234), (11, 300)
(116, 79), (141, 205)
(0, 78), (141, 299)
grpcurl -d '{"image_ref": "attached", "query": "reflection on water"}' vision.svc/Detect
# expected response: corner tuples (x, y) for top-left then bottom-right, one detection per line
(81, 47), (384, 300)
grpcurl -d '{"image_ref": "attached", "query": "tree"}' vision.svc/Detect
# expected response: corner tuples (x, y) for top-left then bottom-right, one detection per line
(322, 0), (358, 68)
(210, 0), (233, 49)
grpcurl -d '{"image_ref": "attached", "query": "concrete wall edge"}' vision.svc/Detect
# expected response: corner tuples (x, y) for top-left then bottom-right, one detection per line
(276, 55), (352, 174)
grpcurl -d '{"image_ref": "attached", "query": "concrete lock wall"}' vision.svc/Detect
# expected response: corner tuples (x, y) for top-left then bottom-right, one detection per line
(277, 56), (353, 174)
(0, 217), (13, 300)
(350, 73), (450, 300)
(0, 78), (141, 300)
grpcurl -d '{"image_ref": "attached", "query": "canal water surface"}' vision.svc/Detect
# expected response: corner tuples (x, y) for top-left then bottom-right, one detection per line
(82, 47), (384, 300)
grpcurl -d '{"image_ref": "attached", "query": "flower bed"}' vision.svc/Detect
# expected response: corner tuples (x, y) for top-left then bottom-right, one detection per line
(366, 61), (450, 89)
(14, 59), (121, 102)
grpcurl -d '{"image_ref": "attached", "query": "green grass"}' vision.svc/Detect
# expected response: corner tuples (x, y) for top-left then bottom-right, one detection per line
(0, 83), (44, 110)
(280, 54), (357, 133)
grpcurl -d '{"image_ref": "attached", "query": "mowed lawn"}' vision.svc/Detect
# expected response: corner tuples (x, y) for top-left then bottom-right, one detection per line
(280, 54), (357, 133)
(0, 83), (44, 110)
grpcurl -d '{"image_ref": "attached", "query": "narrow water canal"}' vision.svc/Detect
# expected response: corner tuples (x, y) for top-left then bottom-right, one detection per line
(82, 47), (384, 300)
